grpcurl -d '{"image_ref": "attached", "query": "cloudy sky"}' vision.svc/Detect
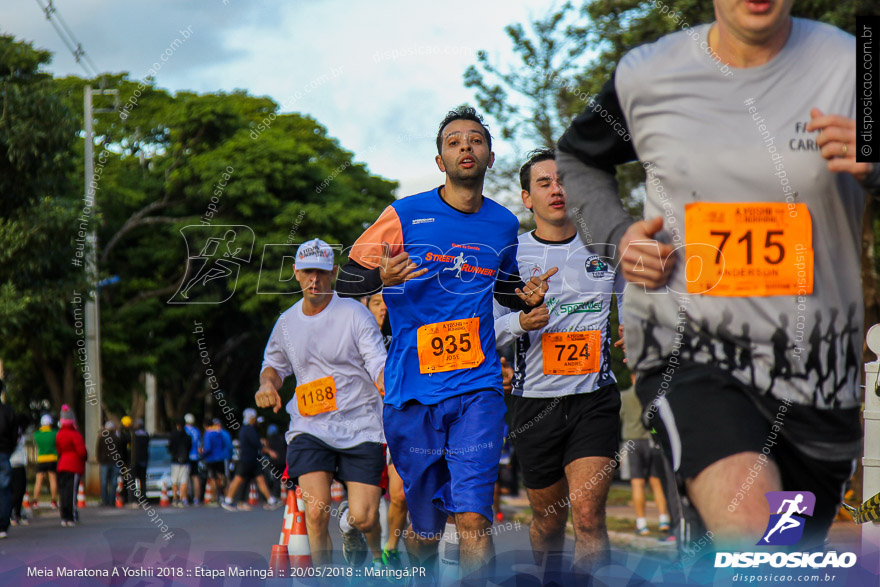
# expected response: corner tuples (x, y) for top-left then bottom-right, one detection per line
(7, 0), (559, 201)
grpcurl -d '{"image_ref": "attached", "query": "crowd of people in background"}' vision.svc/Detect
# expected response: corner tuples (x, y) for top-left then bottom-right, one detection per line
(0, 377), (292, 539)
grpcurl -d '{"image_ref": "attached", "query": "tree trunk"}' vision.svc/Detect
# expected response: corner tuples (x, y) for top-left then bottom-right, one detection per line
(33, 345), (63, 409)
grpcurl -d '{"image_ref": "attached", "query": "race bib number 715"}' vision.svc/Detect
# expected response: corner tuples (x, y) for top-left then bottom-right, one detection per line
(684, 202), (813, 297)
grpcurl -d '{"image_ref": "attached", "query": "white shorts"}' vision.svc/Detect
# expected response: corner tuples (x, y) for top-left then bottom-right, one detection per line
(171, 464), (190, 486)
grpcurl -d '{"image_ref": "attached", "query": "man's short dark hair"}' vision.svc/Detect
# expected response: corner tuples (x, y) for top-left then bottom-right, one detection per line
(519, 147), (556, 192)
(436, 106), (492, 154)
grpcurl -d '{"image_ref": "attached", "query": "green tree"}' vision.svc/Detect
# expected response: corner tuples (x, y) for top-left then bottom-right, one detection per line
(0, 36), (83, 415)
(1, 39), (396, 429)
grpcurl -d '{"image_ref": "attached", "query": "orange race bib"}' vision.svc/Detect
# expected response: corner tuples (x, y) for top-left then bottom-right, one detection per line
(541, 331), (602, 375)
(295, 376), (338, 417)
(417, 318), (484, 374)
(684, 203), (813, 297)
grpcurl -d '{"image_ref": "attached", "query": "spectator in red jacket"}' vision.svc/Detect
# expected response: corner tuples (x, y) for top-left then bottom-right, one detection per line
(55, 405), (87, 527)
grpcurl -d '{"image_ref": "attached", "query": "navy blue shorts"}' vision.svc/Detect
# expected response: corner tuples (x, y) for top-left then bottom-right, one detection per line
(384, 390), (505, 537)
(286, 433), (384, 487)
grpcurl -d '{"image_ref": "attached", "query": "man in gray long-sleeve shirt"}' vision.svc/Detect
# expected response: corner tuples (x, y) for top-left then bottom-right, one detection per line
(558, 0), (878, 551)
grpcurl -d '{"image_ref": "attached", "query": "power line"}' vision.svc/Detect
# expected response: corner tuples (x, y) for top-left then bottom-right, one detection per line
(34, 0), (99, 78)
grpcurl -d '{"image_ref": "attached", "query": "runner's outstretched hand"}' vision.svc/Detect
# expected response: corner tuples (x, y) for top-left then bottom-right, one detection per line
(380, 241), (428, 286)
(516, 267), (558, 306)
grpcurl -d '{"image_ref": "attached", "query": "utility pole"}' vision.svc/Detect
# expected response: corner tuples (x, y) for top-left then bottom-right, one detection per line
(82, 84), (116, 495)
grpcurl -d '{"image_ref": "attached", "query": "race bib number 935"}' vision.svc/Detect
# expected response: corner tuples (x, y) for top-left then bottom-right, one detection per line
(417, 318), (484, 374)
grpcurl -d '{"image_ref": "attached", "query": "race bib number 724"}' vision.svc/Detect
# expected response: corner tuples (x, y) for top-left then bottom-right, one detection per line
(541, 331), (602, 375)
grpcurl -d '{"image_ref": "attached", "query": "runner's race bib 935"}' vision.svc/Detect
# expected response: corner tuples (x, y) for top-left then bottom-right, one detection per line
(684, 202), (813, 297)
(541, 331), (602, 375)
(417, 318), (484, 374)
(295, 376), (337, 417)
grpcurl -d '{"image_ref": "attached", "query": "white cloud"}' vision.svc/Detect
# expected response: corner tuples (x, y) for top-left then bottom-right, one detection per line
(8, 0), (545, 204)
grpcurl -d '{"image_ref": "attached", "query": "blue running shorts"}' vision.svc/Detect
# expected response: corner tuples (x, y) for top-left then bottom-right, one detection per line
(383, 389), (505, 538)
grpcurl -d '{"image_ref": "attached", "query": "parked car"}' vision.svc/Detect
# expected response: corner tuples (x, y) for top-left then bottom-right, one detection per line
(145, 436), (172, 499)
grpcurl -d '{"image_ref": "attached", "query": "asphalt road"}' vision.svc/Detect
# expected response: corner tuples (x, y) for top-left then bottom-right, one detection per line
(0, 500), (552, 586)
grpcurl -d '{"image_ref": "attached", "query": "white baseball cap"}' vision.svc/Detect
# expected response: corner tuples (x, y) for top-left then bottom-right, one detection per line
(295, 239), (334, 271)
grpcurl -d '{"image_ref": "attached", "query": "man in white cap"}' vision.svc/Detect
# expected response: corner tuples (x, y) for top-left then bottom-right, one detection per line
(220, 408), (281, 511)
(255, 238), (387, 569)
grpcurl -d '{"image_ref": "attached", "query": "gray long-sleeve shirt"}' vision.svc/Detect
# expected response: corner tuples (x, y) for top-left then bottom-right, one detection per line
(558, 18), (874, 461)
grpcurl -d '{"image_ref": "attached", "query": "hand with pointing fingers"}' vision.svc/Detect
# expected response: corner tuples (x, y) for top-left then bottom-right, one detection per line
(515, 267), (558, 307)
(380, 241), (428, 287)
(618, 216), (676, 289)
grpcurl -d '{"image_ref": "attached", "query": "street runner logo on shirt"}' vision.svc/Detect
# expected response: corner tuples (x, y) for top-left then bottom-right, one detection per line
(425, 251), (496, 279)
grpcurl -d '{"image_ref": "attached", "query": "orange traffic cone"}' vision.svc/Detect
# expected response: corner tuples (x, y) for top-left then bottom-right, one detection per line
(288, 499), (311, 569)
(22, 490), (31, 510)
(248, 482), (258, 506)
(281, 485), (288, 502)
(269, 488), (298, 577)
(77, 483), (86, 508)
(204, 481), (214, 504)
(330, 480), (345, 503)
(160, 481), (170, 507)
(115, 478), (124, 508)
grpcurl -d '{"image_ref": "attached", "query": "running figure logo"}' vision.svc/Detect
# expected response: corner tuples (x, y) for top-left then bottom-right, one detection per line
(758, 491), (816, 546)
(442, 252), (466, 278)
(169, 225), (255, 304)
